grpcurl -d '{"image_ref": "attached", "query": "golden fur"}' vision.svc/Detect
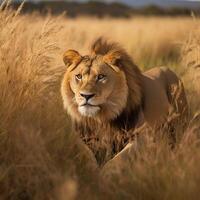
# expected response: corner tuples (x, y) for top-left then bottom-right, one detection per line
(61, 37), (188, 161)
(61, 38), (142, 123)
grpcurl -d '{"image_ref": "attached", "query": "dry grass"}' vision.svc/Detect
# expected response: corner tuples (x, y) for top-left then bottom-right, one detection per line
(59, 16), (199, 70)
(0, 1), (200, 200)
(182, 26), (200, 112)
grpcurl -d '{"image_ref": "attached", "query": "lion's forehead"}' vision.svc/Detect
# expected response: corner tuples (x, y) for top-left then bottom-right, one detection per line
(82, 56), (103, 68)
(77, 57), (106, 76)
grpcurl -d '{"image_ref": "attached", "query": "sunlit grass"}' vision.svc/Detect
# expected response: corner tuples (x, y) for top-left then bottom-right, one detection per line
(0, 1), (199, 199)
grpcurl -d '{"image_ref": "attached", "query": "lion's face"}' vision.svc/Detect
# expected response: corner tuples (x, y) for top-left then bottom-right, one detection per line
(61, 51), (129, 121)
(70, 56), (128, 117)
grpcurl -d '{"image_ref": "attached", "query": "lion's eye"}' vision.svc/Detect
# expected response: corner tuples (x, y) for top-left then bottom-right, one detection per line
(97, 74), (106, 81)
(75, 74), (82, 80)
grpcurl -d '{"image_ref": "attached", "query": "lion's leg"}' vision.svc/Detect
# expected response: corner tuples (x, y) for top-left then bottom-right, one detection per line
(161, 68), (189, 144)
(76, 137), (99, 169)
(166, 80), (189, 145)
(101, 141), (137, 177)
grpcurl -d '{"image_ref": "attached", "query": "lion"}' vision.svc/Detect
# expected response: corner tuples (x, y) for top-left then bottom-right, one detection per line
(61, 37), (188, 164)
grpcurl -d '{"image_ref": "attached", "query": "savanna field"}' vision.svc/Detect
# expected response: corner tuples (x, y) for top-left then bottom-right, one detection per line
(0, 1), (200, 199)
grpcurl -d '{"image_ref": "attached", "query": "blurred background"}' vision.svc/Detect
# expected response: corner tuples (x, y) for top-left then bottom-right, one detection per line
(8, 0), (200, 17)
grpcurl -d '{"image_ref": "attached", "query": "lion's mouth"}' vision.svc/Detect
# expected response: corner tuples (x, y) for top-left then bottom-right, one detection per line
(80, 103), (99, 107)
(78, 103), (101, 117)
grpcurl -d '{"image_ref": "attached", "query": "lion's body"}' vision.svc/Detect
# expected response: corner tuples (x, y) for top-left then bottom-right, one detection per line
(142, 66), (188, 127)
(61, 38), (188, 164)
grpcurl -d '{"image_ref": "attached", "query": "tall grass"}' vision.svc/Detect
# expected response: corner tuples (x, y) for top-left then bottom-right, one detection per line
(0, 1), (200, 200)
(58, 16), (199, 70)
(182, 26), (200, 112)
(0, 2), (106, 200)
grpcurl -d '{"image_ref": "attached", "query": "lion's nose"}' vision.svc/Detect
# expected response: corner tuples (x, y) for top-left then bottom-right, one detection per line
(80, 93), (95, 101)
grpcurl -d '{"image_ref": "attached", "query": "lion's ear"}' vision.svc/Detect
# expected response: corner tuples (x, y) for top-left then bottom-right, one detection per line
(63, 50), (82, 67)
(103, 51), (122, 72)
